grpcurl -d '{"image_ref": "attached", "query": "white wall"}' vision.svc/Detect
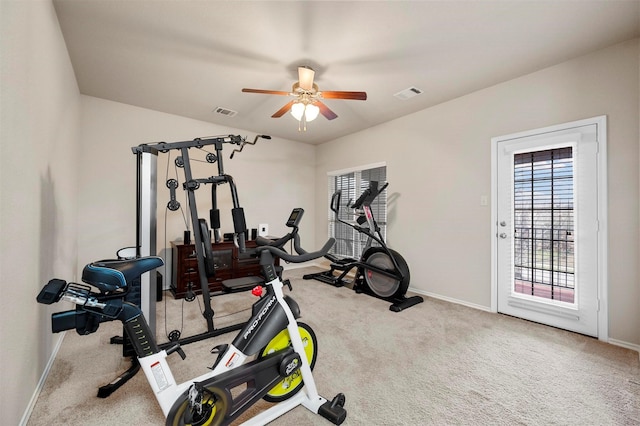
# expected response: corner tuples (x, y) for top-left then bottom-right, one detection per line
(78, 96), (317, 278)
(316, 39), (640, 347)
(0, 1), (81, 424)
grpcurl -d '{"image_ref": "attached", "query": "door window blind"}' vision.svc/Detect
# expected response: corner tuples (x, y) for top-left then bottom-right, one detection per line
(513, 147), (575, 303)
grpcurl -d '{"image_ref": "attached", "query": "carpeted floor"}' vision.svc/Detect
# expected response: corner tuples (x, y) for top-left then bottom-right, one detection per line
(28, 267), (640, 425)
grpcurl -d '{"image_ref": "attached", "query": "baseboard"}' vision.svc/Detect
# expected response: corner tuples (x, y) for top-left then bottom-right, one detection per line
(281, 261), (325, 271)
(20, 332), (66, 426)
(411, 288), (493, 313)
(413, 288), (640, 359)
(608, 338), (640, 360)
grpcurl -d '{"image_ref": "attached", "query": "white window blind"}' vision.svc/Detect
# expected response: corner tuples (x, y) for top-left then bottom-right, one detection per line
(328, 166), (387, 258)
(513, 147), (575, 303)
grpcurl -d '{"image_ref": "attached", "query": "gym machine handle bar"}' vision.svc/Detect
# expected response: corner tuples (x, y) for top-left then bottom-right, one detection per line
(230, 134), (271, 159)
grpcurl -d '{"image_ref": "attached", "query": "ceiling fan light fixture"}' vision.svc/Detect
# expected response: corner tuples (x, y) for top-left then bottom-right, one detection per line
(291, 102), (305, 121)
(290, 102), (320, 123)
(305, 103), (320, 121)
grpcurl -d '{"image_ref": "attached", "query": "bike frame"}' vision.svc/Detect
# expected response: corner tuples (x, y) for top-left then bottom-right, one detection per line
(38, 234), (343, 425)
(138, 270), (325, 424)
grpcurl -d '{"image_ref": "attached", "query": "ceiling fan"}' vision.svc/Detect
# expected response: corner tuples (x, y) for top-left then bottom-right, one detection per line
(242, 66), (367, 130)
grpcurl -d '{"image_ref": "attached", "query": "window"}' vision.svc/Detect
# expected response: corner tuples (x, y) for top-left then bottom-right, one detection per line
(328, 165), (387, 258)
(513, 147), (575, 303)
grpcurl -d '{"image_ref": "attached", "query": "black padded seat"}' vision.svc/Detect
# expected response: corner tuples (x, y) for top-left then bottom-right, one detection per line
(222, 275), (264, 293)
(82, 256), (164, 293)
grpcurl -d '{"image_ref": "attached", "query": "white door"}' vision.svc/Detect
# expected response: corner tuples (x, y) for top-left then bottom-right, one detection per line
(492, 117), (607, 338)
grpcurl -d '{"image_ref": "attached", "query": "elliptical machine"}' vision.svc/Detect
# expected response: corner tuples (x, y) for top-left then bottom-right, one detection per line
(303, 181), (423, 312)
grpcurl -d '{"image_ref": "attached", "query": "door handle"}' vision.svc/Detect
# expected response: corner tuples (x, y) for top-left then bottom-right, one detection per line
(499, 233), (508, 239)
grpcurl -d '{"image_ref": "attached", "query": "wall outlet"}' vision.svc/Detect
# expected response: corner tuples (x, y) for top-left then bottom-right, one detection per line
(258, 223), (269, 237)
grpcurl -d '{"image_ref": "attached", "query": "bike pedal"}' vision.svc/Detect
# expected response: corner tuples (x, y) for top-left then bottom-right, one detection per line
(318, 393), (347, 425)
(283, 279), (293, 291)
(166, 343), (186, 360)
(210, 344), (228, 354)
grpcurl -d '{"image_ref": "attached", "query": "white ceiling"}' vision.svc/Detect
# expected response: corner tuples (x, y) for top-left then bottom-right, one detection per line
(53, 1), (640, 145)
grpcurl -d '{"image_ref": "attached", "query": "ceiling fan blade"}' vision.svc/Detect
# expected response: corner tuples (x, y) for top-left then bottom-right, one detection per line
(321, 91), (367, 101)
(316, 101), (338, 120)
(272, 100), (296, 118)
(298, 66), (315, 91)
(242, 88), (290, 96)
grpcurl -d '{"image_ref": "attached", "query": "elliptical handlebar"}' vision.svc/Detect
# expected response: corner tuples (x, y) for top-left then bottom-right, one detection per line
(350, 187), (371, 209)
(328, 181), (388, 248)
(351, 181), (388, 209)
(330, 181), (388, 216)
(330, 190), (359, 230)
(330, 190), (342, 214)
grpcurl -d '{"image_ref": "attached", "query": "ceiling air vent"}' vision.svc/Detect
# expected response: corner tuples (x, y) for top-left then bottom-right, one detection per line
(214, 106), (238, 117)
(393, 86), (423, 100)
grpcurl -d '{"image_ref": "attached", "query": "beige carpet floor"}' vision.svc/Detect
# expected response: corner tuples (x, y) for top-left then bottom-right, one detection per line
(28, 267), (640, 425)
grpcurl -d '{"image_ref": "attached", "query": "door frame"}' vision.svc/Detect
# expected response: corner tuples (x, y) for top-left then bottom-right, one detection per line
(490, 116), (608, 341)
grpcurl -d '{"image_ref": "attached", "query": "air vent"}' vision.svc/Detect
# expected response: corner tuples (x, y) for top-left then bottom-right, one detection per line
(393, 86), (423, 100)
(214, 107), (238, 117)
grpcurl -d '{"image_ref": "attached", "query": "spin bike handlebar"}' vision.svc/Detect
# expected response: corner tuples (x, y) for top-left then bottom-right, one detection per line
(257, 235), (336, 264)
(253, 207), (335, 263)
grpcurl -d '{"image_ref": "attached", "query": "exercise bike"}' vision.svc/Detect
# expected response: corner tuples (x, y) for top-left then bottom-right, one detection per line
(303, 181), (423, 312)
(36, 208), (347, 425)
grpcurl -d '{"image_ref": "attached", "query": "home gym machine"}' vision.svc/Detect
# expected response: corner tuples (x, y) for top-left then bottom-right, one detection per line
(132, 134), (272, 346)
(303, 181), (423, 312)
(67, 134), (270, 399)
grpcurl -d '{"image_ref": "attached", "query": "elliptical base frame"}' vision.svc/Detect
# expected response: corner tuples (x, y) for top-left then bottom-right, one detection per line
(352, 247), (424, 312)
(353, 278), (424, 312)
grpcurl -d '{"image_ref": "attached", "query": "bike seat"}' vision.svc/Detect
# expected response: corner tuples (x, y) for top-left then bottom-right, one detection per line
(82, 256), (164, 293)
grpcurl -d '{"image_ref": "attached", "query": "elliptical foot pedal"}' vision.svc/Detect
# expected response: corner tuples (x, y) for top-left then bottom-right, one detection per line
(318, 393), (347, 425)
